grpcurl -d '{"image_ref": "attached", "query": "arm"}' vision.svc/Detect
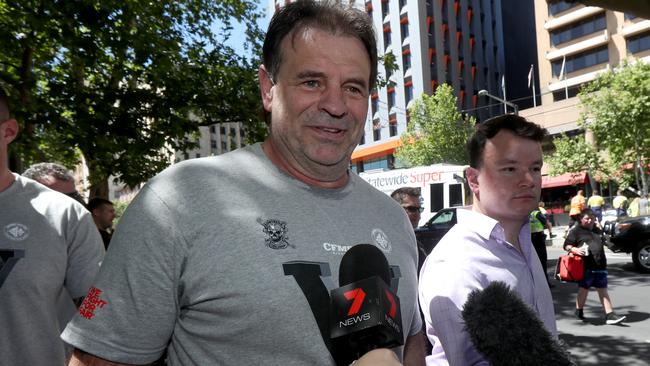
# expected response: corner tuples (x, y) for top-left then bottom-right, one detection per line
(355, 349), (402, 366)
(402, 332), (426, 366)
(68, 349), (144, 366)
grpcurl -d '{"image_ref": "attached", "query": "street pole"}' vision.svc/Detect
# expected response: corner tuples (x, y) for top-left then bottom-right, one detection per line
(478, 90), (518, 115)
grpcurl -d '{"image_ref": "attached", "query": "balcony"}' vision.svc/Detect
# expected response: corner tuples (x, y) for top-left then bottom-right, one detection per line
(547, 29), (609, 60)
(544, 7), (604, 31)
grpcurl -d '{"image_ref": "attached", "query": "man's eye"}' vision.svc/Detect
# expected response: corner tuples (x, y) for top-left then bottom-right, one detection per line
(502, 167), (516, 172)
(303, 80), (319, 88)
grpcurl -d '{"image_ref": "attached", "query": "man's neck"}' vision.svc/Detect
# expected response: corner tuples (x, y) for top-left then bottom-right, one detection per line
(262, 140), (349, 189)
(472, 205), (524, 252)
(0, 169), (15, 193)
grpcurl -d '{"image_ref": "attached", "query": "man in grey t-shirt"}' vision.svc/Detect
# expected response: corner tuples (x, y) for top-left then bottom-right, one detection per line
(0, 90), (104, 366)
(62, 2), (425, 366)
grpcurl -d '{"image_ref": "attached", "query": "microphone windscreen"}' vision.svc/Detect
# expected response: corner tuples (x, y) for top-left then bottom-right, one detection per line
(339, 244), (390, 287)
(462, 281), (574, 366)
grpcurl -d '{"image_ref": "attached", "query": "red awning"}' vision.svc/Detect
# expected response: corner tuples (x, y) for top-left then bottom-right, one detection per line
(542, 171), (587, 189)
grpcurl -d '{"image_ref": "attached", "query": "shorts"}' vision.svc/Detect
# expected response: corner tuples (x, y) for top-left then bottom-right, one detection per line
(578, 269), (608, 289)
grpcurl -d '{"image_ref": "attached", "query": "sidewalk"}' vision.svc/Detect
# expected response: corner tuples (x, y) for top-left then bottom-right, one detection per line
(546, 225), (569, 248)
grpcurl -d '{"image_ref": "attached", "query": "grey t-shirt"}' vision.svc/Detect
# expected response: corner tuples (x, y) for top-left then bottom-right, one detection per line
(0, 175), (104, 365)
(62, 143), (421, 365)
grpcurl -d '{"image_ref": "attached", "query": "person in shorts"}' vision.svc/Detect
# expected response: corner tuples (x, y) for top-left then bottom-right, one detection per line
(563, 208), (626, 325)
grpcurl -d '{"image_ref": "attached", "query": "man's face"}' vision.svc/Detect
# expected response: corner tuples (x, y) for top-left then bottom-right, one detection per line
(400, 194), (422, 229)
(467, 130), (543, 227)
(39, 176), (76, 194)
(259, 27), (371, 181)
(94, 204), (116, 229)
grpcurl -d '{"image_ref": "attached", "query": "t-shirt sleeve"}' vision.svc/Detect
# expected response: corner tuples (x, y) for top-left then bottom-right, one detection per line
(64, 206), (105, 299)
(62, 186), (183, 364)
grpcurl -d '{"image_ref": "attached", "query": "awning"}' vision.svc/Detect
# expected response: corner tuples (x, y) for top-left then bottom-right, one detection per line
(542, 171), (587, 189)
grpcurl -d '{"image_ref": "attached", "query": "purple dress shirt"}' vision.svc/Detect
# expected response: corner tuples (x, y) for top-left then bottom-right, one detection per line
(418, 209), (557, 366)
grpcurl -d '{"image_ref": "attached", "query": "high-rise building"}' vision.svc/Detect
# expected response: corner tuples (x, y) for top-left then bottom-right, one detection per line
(350, 0), (536, 172)
(523, 1), (650, 137)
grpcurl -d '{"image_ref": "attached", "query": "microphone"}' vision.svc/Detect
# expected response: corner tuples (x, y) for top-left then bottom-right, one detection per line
(461, 281), (575, 366)
(330, 244), (404, 363)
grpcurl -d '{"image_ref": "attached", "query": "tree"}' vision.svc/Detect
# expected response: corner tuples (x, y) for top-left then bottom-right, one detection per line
(0, 0), (266, 196)
(578, 60), (650, 195)
(544, 134), (617, 192)
(394, 84), (475, 167)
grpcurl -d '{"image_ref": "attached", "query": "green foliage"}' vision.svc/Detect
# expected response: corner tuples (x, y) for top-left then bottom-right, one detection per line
(112, 199), (131, 227)
(0, 0), (265, 191)
(578, 60), (650, 194)
(544, 134), (616, 183)
(394, 84), (475, 167)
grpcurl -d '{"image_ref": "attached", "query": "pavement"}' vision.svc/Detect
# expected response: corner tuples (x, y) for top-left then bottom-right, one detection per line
(546, 225), (570, 248)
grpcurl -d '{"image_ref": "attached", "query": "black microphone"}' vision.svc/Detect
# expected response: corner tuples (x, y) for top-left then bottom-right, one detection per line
(330, 244), (404, 363)
(461, 281), (575, 366)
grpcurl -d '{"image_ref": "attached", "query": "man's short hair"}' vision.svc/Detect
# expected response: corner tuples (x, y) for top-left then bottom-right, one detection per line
(467, 114), (547, 169)
(88, 197), (113, 212)
(390, 187), (421, 204)
(262, 0), (378, 90)
(23, 162), (75, 183)
(0, 87), (10, 122)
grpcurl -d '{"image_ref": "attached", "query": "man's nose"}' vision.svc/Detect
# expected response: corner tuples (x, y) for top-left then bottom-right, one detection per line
(318, 87), (348, 118)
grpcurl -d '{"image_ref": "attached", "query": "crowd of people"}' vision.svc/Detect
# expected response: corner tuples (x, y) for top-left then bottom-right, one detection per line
(1, 1), (637, 366)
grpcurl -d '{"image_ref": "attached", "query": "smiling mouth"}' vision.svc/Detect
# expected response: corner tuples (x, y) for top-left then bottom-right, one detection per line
(315, 126), (345, 134)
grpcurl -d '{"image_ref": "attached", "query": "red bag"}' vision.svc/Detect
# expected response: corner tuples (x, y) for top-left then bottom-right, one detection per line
(555, 254), (585, 282)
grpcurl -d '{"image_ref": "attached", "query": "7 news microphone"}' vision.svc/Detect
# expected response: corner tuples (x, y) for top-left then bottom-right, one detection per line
(329, 244), (403, 365)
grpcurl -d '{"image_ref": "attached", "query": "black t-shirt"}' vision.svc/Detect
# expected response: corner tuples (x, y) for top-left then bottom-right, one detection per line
(564, 225), (606, 270)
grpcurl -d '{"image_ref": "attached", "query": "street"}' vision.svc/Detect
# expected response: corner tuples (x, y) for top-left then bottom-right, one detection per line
(547, 245), (650, 366)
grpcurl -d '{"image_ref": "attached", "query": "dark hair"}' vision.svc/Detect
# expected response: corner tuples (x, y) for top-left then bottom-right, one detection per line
(23, 162), (75, 183)
(262, 0), (378, 90)
(467, 114), (547, 168)
(390, 187), (421, 204)
(88, 197), (113, 212)
(0, 87), (10, 122)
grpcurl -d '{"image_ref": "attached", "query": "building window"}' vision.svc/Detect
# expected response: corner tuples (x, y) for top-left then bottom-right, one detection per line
(363, 157), (390, 171)
(220, 126), (226, 135)
(389, 121), (398, 137)
(382, 0), (389, 18)
(627, 31), (650, 54)
(211, 140), (217, 149)
(221, 141), (227, 151)
(210, 125), (216, 133)
(552, 84), (582, 102)
(373, 126), (381, 141)
(195, 153), (201, 158)
(183, 152), (189, 160)
(552, 46), (609, 77)
(405, 84), (413, 103)
(624, 13), (638, 21)
(388, 89), (396, 109)
(384, 30), (391, 48)
(399, 0), (407, 10)
(402, 53), (411, 70)
(548, 1), (578, 16)
(401, 21), (409, 39)
(371, 96), (379, 116)
(550, 14), (606, 46)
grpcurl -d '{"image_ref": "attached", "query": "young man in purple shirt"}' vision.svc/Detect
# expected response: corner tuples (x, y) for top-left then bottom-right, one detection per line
(419, 115), (557, 365)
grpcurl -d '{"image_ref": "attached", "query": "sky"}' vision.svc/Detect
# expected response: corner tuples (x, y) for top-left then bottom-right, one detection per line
(217, 1), (271, 59)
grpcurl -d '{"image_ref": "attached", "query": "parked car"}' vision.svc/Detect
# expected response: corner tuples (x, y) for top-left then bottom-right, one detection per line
(414, 207), (458, 257)
(602, 215), (650, 273)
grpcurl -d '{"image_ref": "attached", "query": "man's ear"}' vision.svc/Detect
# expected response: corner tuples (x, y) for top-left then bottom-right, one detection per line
(258, 65), (274, 113)
(1, 119), (18, 145)
(466, 167), (480, 197)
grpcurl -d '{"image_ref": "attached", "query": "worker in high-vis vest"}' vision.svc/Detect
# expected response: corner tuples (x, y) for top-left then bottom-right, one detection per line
(530, 202), (553, 287)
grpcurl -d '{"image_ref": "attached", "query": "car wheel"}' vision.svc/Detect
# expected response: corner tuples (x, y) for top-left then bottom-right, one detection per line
(632, 241), (650, 274)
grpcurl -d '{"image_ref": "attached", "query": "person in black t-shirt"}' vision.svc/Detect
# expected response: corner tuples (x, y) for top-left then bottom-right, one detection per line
(563, 208), (626, 325)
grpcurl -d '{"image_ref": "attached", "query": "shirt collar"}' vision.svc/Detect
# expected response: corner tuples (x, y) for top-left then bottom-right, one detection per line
(457, 208), (531, 244)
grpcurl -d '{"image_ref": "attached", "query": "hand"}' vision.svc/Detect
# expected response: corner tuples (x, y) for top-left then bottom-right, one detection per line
(354, 349), (402, 366)
(570, 247), (587, 256)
